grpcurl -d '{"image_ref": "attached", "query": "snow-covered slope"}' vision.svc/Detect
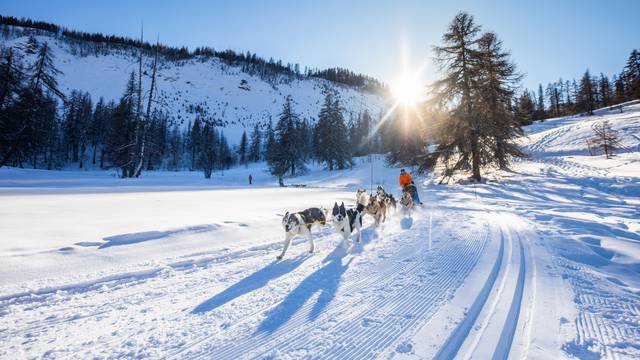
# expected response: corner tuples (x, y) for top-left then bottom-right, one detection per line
(1, 27), (387, 142)
(0, 104), (639, 359)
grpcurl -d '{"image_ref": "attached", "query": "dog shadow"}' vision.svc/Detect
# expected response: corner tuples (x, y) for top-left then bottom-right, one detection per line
(191, 254), (310, 314)
(255, 247), (353, 334)
(348, 225), (377, 255)
(400, 216), (414, 229)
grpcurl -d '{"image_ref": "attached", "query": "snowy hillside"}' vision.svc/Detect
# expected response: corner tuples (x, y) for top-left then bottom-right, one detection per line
(1, 103), (639, 359)
(0, 26), (387, 142)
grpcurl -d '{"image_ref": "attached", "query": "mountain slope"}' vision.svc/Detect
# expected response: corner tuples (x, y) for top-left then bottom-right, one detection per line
(1, 26), (387, 143)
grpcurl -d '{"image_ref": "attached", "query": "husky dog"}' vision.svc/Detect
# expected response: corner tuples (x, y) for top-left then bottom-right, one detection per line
(356, 188), (369, 206)
(376, 185), (396, 214)
(277, 207), (327, 260)
(366, 194), (387, 226)
(400, 190), (414, 216)
(331, 202), (363, 250)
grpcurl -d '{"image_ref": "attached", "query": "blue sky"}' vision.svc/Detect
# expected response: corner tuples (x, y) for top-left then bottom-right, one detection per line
(1, 0), (638, 91)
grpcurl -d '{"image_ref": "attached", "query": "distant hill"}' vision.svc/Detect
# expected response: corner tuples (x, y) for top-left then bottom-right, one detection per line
(0, 17), (389, 143)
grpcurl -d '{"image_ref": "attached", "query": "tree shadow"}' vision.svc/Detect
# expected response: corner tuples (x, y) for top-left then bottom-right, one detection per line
(254, 247), (353, 334)
(192, 254), (310, 314)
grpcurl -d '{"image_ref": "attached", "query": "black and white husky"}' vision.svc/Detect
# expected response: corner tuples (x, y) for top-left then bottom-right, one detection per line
(331, 191), (368, 249)
(331, 202), (364, 250)
(277, 207), (327, 260)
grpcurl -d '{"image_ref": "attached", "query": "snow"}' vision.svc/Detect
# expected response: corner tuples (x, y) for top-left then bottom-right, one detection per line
(1, 102), (640, 358)
(1, 28), (387, 144)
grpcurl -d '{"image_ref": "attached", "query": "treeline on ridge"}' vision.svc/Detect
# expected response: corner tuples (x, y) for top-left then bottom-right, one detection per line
(0, 14), (385, 92)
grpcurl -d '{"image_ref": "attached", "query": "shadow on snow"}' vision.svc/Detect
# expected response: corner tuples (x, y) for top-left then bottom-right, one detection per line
(192, 254), (311, 314)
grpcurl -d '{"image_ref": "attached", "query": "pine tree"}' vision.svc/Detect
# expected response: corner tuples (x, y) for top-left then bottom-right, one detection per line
(430, 11), (483, 180)
(200, 123), (217, 178)
(515, 91), (535, 125)
(316, 91), (351, 170)
(536, 84), (545, 120)
(103, 73), (136, 176)
(29, 41), (64, 99)
(248, 122), (261, 162)
(238, 130), (248, 166)
(598, 73), (612, 107)
(267, 96), (306, 184)
(475, 31), (524, 169)
(0, 47), (28, 168)
(625, 49), (640, 99)
(188, 118), (202, 170)
(0, 47), (23, 110)
(577, 69), (596, 115)
(613, 74), (627, 104)
(89, 97), (108, 166)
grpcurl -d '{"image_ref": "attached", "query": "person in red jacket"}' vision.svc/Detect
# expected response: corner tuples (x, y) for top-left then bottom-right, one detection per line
(399, 169), (422, 204)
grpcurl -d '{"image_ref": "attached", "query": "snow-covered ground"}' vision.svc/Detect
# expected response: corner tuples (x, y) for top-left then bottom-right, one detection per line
(1, 104), (639, 359)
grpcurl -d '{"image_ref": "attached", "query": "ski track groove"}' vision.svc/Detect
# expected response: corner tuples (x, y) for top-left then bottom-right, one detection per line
(177, 214), (490, 359)
(323, 235), (486, 360)
(492, 231), (526, 360)
(433, 220), (506, 360)
(431, 215), (533, 360)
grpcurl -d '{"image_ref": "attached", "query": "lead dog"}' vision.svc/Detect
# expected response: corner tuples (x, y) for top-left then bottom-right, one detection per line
(400, 190), (414, 216)
(277, 207), (327, 260)
(331, 201), (364, 250)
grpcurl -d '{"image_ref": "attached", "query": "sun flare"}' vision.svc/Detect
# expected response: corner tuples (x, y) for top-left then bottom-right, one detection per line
(391, 75), (423, 106)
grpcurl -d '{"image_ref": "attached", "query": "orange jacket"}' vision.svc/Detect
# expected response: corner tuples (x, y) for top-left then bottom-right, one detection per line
(399, 173), (413, 189)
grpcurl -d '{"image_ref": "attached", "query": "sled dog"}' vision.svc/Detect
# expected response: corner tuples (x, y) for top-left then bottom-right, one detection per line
(331, 201), (363, 250)
(400, 190), (414, 215)
(356, 188), (370, 206)
(366, 194), (387, 226)
(277, 207), (327, 260)
(376, 185), (396, 214)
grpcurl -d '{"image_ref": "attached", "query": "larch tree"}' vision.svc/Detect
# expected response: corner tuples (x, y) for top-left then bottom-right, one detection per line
(430, 11), (483, 181)
(475, 31), (524, 169)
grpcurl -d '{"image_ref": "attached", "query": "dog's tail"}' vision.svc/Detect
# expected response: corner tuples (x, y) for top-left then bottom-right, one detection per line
(320, 206), (331, 223)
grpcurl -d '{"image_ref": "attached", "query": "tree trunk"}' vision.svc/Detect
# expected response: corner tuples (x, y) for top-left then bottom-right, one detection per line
(470, 129), (481, 181)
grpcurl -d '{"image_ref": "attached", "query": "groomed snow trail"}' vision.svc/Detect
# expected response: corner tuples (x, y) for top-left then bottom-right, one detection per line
(174, 209), (491, 359)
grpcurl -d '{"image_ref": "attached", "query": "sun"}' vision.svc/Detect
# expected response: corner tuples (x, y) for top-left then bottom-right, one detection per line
(391, 75), (423, 106)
